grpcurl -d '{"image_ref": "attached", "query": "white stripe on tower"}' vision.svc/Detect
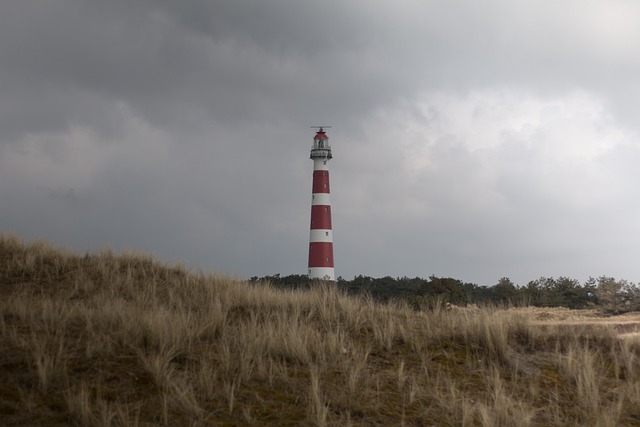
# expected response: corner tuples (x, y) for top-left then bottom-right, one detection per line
(308, 127), (335, 281)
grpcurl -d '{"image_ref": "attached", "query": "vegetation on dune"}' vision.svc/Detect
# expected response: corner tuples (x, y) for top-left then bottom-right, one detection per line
(253, 272), (640, 314)
(2, 233), (640, 426)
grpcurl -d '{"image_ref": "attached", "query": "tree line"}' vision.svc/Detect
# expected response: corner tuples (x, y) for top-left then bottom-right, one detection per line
(249, 274), (640, 313)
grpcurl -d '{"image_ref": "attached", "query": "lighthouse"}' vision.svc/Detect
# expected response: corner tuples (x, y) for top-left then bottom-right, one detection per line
(308, 127), (335, 281)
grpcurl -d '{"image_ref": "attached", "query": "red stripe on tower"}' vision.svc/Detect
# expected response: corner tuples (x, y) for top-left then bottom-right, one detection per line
(308, 127), (335, 281)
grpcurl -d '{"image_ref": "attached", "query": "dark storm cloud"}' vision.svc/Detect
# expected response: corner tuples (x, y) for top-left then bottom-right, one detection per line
(3, 0), (639, 136)
(0, 0), (395, 139)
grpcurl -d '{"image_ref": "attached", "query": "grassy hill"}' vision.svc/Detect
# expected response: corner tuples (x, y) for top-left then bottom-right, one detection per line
(1, 233), (640, 426)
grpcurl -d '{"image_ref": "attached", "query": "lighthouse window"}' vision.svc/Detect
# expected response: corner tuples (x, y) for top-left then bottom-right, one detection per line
(323, 184), (327, 188)
(326, 257), (330, 263)
(325, 232), (329, 236)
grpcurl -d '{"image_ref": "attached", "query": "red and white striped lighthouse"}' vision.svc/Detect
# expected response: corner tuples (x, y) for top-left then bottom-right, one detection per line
(308, 127), (335, 281)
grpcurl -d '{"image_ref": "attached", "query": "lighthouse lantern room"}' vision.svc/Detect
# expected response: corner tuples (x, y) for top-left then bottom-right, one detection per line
(308, 127), (335, 281)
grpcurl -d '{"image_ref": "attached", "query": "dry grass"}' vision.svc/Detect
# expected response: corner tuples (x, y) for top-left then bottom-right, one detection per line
(2, 232), (640, 425)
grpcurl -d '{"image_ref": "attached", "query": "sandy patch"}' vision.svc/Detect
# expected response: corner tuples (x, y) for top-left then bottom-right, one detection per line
(512, 307), (640, 338)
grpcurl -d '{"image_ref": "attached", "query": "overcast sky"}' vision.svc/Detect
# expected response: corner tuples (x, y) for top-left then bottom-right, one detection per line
(2, 0), (640, 286)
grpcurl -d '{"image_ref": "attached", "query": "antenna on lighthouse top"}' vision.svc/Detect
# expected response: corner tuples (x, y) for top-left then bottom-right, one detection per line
(311, 126), (331, 132)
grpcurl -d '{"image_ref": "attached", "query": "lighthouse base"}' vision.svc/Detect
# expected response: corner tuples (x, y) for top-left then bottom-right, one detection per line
(308, 267), (335, 282)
